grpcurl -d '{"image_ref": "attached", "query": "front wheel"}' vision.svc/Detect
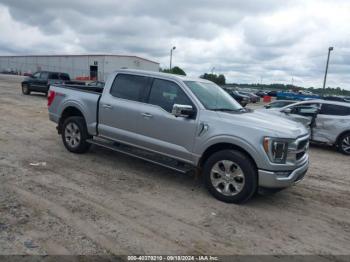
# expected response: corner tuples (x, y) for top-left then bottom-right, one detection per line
(22, 84), (30, 95)
(203, 150), (258, 204)
(61, 116), (91, 154)
(337, 132), (350, 155)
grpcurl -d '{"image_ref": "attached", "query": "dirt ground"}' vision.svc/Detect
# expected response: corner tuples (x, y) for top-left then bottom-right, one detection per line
(0, 74), (349, 256)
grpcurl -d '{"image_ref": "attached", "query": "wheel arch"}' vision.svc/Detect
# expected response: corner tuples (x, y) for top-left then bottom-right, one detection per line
(58, 106), (85, 134)
(336, 130), (350, 144)
(198, 142), (258, 172)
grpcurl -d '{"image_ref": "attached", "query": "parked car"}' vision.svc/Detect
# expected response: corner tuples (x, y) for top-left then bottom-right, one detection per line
(255, 90), (267, 97)
(262, 100), (350, 155)
(21, 71), (84, 95)
(48, 69), (309, 204)
(264, 100), (296, 109)
(277, 91), (320, 101)
(238, 91), (260, 103)
(223, 88), (250, 107)
(267, 90), (278, 97)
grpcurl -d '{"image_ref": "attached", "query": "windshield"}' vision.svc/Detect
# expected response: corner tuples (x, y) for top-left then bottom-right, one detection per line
(185, 81), (243, 111)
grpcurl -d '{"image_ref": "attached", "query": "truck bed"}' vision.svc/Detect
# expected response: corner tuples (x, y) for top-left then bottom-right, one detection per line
(56, 84), (104, 93)
(48, 84), (102, 136)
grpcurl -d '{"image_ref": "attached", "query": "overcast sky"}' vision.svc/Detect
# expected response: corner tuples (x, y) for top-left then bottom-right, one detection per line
(0, 0), (349, 89)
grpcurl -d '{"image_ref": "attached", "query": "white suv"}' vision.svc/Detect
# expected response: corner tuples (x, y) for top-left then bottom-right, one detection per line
(264, 100), (350, 155)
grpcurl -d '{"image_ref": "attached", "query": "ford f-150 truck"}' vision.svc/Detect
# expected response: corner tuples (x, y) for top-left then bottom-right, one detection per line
(48, 69), (309, 203)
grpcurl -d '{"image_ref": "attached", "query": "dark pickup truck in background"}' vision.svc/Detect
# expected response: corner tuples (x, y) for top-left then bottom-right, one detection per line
(21, 71), (84, 95)
(222, 88), (250, 107)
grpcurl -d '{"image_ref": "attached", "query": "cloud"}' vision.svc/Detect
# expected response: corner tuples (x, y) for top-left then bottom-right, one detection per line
(0, 0), (349, 89)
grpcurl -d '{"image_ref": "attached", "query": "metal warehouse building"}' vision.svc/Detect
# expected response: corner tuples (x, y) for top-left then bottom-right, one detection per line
(0, 54), (160, 81)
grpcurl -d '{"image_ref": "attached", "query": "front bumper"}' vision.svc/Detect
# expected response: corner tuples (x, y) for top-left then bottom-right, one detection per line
(258, 156), (309, 188)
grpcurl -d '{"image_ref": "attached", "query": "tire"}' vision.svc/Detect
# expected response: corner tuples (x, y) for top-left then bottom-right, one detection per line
(22, 84), (31, 95)
(61, 116), (91, 154)
(337, 132), (350, 155)
(203, 150), (258, 204)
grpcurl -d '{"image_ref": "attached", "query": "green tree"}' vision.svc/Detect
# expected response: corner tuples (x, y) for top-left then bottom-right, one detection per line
(160, 66), (186, 76)
(200, 73), (226, 85)
(217, 74), (226, 85)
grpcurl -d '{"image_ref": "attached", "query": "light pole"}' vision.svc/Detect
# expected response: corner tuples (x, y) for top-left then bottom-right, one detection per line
(169, 46), (176, 70)
(211, 67), (215, 75)
(322, 46), (334, 95)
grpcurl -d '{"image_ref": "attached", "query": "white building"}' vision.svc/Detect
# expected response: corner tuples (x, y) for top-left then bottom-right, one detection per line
(0, 54), (160, 80)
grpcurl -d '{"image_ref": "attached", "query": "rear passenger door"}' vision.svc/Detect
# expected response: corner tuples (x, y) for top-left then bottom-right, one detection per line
(98, 73), (152, 144)
(314, 103), (350, 143)
(133, 78), (198, 162)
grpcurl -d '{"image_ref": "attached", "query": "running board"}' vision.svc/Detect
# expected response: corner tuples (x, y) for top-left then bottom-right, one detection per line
(86, 138), (194, 174)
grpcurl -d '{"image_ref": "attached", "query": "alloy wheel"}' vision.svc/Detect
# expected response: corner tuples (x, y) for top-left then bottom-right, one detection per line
(210, 160), (245, 196)
(64, 122), (81, 148)
(341, 135), (350, 154)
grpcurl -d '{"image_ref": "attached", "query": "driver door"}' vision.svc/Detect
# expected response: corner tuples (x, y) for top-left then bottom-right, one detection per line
(134, 78), (199, 162)
(284, 103), (320, 127)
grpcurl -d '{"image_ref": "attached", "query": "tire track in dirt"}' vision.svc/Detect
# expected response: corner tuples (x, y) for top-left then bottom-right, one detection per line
(8, 185), (131, 255)
(15, 173), (236, 254)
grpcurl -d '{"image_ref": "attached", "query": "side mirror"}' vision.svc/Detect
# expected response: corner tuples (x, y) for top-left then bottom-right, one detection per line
(264, 105), (270, 109)
(172, 104), (195, 118)
(281, 108), (292, 114)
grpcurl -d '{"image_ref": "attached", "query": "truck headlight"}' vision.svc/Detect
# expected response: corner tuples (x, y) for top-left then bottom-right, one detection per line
(263, 137), (289, 164)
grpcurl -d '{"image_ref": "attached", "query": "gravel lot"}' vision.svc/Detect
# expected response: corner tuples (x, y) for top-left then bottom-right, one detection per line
(0, 74), (349, 256)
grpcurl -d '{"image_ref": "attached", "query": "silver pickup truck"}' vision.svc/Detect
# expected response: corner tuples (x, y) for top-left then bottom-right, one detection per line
(48, 69), (309, 203)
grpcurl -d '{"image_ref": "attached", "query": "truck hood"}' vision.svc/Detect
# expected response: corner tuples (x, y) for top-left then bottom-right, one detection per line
(218, 110), (309, 138)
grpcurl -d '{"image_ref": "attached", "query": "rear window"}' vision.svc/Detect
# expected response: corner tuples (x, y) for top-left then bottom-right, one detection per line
(59, 73), (70, 80)
(110, 74), (151, 102)
(320, 104), (350, 116)
(49, 73), (59, 80)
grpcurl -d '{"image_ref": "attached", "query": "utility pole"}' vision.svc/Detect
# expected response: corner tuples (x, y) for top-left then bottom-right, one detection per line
(211, 67), (215, 75)
(169, 46), (176, 70)
(322, 47), (334, 95)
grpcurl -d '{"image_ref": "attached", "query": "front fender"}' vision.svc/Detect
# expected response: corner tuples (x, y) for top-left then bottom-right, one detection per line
(195, 135), (266, 168)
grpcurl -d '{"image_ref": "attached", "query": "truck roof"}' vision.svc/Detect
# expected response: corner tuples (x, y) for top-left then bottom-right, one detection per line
(114, 69), (212, 83)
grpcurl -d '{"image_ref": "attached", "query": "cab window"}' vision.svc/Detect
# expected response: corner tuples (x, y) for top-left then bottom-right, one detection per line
(290, 104), (319, 116)
(148, 79), (193, 113)
(110, 74), (151, 102)
(32, 72), (40, 78)
(319, 104), (350, 116)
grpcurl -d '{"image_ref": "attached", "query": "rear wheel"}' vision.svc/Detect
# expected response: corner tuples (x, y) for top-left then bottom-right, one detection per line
(337, 132), (350, 155)
(61, 116), (91, 154)
(22, 84), (30, 95)
(203, 150), (258, 203)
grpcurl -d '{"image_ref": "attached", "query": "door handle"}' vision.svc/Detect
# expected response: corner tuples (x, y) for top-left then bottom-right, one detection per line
(102, 104), (113, 109)
(141, 112), (153, 118)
